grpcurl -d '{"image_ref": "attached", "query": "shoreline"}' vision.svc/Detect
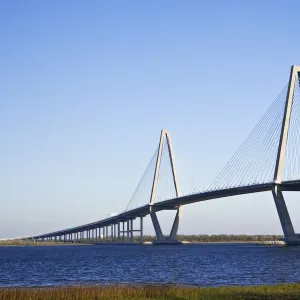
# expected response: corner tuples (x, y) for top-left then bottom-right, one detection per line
(0, 240), (284, 247)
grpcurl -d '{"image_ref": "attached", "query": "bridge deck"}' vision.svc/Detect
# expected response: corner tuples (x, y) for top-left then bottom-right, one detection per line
(29, 181), (300, 239)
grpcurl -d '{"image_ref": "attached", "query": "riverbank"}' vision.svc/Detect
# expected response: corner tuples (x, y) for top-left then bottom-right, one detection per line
(0, 241), (284, 247)
(1, 284), (300, 299)
(0, 240), (285, 247)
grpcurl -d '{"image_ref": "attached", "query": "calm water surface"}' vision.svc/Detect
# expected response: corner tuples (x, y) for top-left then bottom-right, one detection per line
(0, 243), (300, 287)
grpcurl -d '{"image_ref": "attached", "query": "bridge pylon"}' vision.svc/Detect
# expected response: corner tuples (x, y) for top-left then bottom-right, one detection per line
(273, 65), (300, 245)
(149, 129), (182, 244)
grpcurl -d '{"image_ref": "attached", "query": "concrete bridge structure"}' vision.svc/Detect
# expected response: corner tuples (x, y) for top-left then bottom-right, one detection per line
(24, 65), (300, 245)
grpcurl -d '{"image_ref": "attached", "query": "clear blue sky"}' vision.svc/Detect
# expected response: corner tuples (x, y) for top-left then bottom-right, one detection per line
(1, 1), (300, 238)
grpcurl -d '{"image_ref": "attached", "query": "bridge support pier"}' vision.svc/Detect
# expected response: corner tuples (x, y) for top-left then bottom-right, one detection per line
(272, 186), (300, 245)
(130, 219), (134, 242)
(150, 211), (164, 241)
(127, 220), (130, 242)
(117, 222), (120, 240)
(273, 65), (300, 245)
(140, 217), (144, 243)
(122, 222), (125, 241)
(150, 207), (182, 245)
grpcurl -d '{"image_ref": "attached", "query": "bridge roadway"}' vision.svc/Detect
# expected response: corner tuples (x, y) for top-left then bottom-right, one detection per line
(28, 180), (300, 241)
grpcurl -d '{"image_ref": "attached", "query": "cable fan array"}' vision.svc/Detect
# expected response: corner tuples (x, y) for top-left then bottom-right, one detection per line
(125, 77), (300, 212)
(207, 83), (288, 191)
(124, 146), (159, 211)
(124, 136), (198, 211)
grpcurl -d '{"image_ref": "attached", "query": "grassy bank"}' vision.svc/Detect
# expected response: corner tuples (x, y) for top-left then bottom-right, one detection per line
(1, 284), (300, 300)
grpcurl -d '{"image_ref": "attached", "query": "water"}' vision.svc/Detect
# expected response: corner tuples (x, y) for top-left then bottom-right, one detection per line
(1, 243), (300, 287)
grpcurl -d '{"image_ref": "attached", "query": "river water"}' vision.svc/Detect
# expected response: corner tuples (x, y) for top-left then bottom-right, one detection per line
(0, 243), (300, 287)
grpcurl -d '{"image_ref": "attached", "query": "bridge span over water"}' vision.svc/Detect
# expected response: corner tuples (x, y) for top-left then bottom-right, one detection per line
(26, 65), (300, 245)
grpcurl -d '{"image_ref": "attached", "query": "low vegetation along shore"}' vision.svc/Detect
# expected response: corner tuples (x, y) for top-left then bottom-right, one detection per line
(1, 284), (300, 300)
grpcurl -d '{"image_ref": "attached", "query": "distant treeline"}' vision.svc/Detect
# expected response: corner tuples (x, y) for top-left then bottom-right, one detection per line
(177, 234), (283, 242)
(0, 234), (284, 245)
(139, 234), (284, 243)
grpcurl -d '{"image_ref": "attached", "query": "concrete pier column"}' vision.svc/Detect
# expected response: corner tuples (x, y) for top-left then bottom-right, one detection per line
(122, 222), (125, 241)
(150, 212), (165, 241)
(130, 219), (134, 243)
(127, 220), (130, 242)
(112, 224), (115, 242)
(140, 217), (144, 243)
(272, 186), (295, 239)
(169, 208), (181, 240)
(117, 222), (120, 241)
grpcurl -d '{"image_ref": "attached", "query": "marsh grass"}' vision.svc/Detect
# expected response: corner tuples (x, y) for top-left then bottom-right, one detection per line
(1, 284), (300, 300)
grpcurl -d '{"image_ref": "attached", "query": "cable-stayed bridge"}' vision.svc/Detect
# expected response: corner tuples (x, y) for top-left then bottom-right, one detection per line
(25, 65), (300, 245)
